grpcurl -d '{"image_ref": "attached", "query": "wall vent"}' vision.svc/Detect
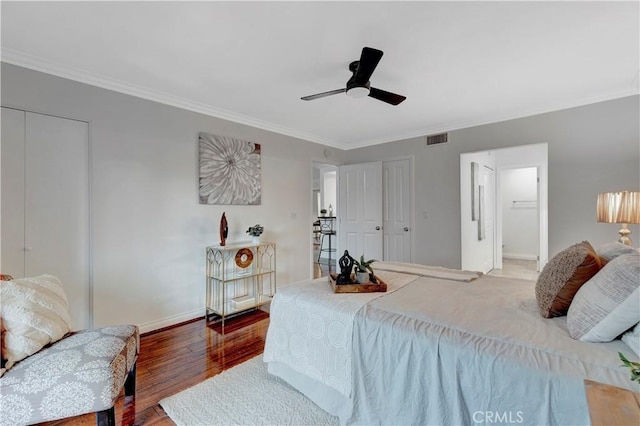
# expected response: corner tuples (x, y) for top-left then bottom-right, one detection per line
(426, 133), (448, 146)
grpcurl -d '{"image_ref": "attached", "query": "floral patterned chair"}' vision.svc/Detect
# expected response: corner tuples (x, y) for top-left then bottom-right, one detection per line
(0, 275), (139, 425)
(0, 325), (139, 426)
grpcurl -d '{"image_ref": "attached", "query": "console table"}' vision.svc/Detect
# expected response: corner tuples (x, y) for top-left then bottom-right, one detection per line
(205, 242), (276, 324)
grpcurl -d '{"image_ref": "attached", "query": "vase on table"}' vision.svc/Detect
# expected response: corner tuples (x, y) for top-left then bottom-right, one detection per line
(356, 271), (369, 283)
(251, 236), (260, 244)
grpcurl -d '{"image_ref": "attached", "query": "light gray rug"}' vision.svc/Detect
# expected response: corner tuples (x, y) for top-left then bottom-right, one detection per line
(159, 356), (339, 425)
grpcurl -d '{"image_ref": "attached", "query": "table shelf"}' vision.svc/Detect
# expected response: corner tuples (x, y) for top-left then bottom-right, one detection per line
(205, 242), (276, 324)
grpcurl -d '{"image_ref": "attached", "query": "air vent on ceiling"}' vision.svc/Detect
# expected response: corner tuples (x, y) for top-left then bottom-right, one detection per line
(426, 133), (448, 146)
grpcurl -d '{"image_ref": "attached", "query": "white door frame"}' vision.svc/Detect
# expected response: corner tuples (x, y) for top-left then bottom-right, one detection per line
(495, 164), (546, 271)
(461, 143), (548, 272)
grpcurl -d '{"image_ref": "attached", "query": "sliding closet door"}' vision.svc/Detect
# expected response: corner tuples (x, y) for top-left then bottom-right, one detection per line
(1, 107), (90, 329)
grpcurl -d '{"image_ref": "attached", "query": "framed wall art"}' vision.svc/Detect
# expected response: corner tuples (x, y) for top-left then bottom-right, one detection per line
(199, 132), (261, 205)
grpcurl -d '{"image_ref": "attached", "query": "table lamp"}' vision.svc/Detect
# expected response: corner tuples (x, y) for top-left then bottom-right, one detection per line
(597, 191), (640, 246)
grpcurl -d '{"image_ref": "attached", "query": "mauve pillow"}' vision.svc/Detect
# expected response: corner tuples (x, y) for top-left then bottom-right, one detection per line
(535, 241), (602, 318)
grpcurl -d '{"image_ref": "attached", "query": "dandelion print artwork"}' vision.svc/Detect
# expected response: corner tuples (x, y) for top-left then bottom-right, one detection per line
(199, 133), (261, 205)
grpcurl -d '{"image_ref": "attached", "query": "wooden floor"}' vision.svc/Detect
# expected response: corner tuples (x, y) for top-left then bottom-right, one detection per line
(41, 259), (535, 426)
(42, 310), (271, 426)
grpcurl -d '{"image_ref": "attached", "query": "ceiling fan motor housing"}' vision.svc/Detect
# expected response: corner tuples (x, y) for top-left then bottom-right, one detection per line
(346, 60), (371, 97)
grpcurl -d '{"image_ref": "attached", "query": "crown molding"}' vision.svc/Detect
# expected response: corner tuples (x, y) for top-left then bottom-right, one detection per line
(2, 48), (637, 151)
(342, 88), (640, 150)
(1, 48), (341, 149)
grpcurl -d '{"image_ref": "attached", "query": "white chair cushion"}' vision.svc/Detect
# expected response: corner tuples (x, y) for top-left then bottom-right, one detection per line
(1, 275), (72, 373)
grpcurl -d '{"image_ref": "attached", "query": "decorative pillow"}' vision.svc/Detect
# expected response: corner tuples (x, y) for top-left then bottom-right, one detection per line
(622, 323), (640, 357)
(596, 242), (636, 265)
(567, 253), (640, 342)
(0, 275), (72, 372)
(535, 241), (602, 318)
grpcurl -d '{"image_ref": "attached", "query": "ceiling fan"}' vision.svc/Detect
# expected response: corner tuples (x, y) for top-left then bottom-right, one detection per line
(301, 47), (406, 106)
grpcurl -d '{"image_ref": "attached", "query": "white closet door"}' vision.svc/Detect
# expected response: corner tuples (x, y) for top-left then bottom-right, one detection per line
(1, 108), (27, 277)
(338, 162), (383, 261)
(2, 109), (90, 329)
(25, 112), (90, 329)
(382, 158), (412, 262)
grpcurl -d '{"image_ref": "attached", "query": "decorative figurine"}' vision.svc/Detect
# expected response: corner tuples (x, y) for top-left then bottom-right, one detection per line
(219, 212), (228, 246)
(337, 250), (355, 284)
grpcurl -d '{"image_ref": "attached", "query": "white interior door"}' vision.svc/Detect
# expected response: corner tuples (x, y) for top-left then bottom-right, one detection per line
(338, 162), (383, 262)
(1, 108), (90, 329)
(383, 158), (412, 262)
(460, 152), (496, 273)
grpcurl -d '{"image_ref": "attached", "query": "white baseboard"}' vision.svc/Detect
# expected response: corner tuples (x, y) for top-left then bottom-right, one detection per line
(503, 253), (537, 261)
(138, 308), (203, 334)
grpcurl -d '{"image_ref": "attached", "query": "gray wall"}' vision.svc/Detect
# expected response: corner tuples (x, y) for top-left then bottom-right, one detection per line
(345, 95), (640, 268)
(1, 63), (343, 331)
(3, 60), (638, 330)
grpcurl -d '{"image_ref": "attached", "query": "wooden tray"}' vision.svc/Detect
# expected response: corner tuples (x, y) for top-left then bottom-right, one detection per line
(329, 273), (387, 293)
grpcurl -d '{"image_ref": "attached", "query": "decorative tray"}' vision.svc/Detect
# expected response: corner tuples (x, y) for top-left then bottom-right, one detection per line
(328, 273), (387, 293)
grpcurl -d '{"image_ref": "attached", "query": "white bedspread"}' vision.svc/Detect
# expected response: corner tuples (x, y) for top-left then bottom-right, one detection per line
(265, 268), (639, 425)
(348, 274), (639, 425)
(263, 270), (418, 398)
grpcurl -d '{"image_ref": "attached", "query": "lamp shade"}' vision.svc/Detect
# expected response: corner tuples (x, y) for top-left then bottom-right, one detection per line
(597, 192), (623, 223)
(597, 190), (640, 246)
(617, 191), (640, 224)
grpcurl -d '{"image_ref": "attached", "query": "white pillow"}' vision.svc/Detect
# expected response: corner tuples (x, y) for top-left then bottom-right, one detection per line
(596, 242), (636, 264)
(0, 275), (72, 372)
(567, 253), (640, 342)
(622, 323), (640, 357)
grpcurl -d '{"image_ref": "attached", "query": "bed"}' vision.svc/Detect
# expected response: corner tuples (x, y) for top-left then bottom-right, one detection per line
(263, 253), (639, 425)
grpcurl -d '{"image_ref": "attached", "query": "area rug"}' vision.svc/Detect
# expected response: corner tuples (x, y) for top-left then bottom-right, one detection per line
(159, 356), (339, 425)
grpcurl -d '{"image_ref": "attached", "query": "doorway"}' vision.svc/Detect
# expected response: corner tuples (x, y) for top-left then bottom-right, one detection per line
(499, 167), (539, 272)
(312, 162), (338, 278)
(461, 143), (548, 274)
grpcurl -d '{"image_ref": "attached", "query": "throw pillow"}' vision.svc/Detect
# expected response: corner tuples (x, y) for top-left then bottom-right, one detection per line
(567, 253), (640, 342)
(535, 241), (602, 318)
(596, 242), (636, 265)
(0, 275), (72, 372)
(622, 323), (640, 357)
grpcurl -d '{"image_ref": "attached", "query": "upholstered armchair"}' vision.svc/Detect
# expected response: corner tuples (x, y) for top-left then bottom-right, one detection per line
(1, 275), (139, 425)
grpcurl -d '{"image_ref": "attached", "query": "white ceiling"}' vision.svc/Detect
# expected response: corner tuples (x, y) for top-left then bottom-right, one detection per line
(1, 1), (638, 150)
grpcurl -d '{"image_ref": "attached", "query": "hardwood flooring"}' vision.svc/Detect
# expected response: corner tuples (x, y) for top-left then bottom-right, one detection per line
(40, 259), (535, 425)
(42, 310), (270, 426)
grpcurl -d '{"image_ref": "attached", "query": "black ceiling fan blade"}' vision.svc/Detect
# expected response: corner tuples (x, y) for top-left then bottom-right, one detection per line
(369, 87), (406, 105)
(301, 88), (346, 101)
(353, 47), (383, 85)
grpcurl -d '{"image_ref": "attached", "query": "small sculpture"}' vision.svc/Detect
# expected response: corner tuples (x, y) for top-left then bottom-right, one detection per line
(219, 212), (228, 246)
(337, 250), (355, 284)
